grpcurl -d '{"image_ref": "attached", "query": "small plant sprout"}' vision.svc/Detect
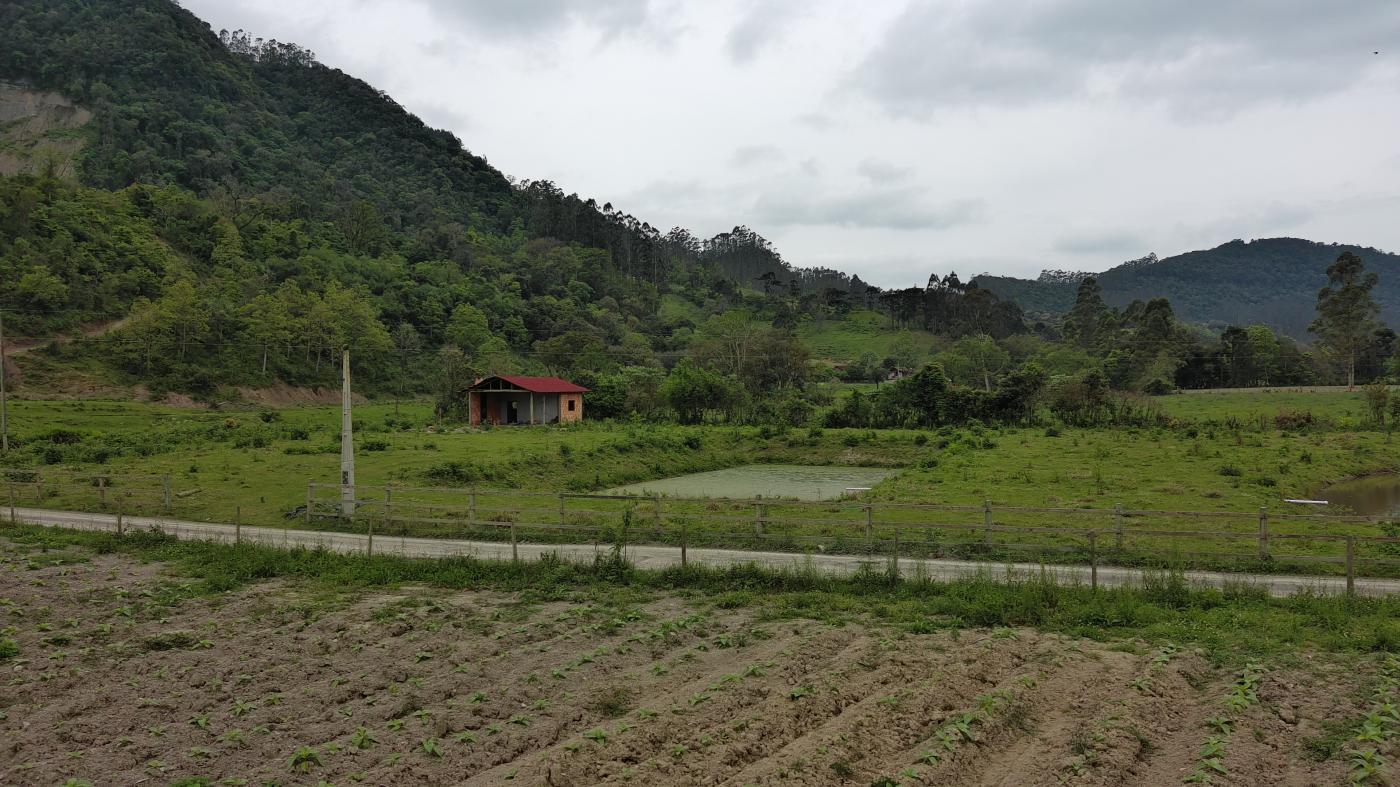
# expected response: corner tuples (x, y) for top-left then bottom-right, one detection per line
(508, 714), (531, 726)
(230, 699), (256, 717)
(413, 708), (432, 726)
(385, 719), (405, 731)
(584, 728), (609, 745)
(219, 729), (246, 746)
(485, 723), (503, 735)
(788, 686), (813, 700)
(421, 738), (444, 758)
(351, 727), (377, 749)
(453, 730), (476, 744)
(189, 713), (210, 730)
(288, 745), (323, 773)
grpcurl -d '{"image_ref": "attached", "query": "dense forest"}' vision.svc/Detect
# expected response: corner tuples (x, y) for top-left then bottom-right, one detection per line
(1, 0), (1397, 431)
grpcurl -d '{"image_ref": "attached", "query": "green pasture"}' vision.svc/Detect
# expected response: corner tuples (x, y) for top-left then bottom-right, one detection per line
(1, 388), (1397, 576)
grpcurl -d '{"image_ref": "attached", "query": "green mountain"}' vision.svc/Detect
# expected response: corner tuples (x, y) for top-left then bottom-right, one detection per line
(0, 0), (898, 397)
(974, 239), (1400, 338)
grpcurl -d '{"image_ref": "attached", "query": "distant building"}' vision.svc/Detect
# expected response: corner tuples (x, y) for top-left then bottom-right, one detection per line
(465, 375), (588, 426)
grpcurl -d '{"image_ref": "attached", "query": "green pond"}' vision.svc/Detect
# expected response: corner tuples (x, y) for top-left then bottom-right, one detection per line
(605, 464), (897, 501)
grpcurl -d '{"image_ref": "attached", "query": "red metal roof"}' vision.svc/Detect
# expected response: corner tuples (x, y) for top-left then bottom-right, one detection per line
(472, 375), (589, 393)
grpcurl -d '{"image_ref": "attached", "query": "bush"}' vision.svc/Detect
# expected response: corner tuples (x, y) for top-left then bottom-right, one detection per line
(913, 433), (928, 446)
(1274, 410), (1316, 431)
(1218, 465), (1242, 477)
(841, 434), (860, 447)
(361, 439), (389, 452)
(1043, 426), (1061, 437)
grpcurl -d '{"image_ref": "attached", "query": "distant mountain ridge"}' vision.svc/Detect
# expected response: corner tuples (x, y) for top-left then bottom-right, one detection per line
(973, 238), (1400, 338)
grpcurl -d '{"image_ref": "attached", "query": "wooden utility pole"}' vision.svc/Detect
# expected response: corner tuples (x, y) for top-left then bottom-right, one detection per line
(340, 349), (355, 518)
(0, 310), (8, 453)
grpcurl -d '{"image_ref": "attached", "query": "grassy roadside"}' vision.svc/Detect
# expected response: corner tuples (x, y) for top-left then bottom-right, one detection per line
(5, 521), (1397, 660)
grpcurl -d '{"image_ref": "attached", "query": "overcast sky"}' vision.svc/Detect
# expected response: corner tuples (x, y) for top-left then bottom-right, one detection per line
(181, 0), (1400, 287)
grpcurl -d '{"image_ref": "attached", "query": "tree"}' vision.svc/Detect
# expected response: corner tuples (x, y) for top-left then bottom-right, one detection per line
(661, 359), (740, 424)
(1063, 277), (1111, 349)
(1310, 251), (1380, 388)
(950, 334), (1010, 391)
(240, 292), (292, 376)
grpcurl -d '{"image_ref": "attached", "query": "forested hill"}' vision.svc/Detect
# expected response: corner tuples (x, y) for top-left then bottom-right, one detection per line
(973, 239), (1400, 338)
(0, 0), (912, 397)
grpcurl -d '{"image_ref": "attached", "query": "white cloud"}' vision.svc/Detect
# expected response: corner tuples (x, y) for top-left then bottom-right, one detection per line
(178, 0), (1400, 287)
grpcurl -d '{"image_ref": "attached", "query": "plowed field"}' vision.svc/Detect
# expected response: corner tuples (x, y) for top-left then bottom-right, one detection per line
(0, 539), (1386, 786)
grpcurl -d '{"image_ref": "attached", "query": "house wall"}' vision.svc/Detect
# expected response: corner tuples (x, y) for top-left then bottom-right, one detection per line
(560, 393), (583, 423)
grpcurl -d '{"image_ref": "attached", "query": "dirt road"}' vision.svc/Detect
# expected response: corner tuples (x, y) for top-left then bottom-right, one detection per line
(11, 506), (1398, 597)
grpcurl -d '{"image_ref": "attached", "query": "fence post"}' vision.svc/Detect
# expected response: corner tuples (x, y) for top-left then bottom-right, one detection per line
(1114, 504), (1124, 550)
(754, 495), (765, 538)
(680, 520), (688, 568)
(1088, 531), (1098, 591)
(1345, 535), (1355, 596)
(162, 475), (172, 514)
(116, 510), (124, 536)
(864, 504), (874, 554)
(305, 482), (313, 525)
(891, 527), (900, 579)
(510, 520), (519, 562)
(366, 511), (374, 557)
(1257, 507), (1269, 560)
(468, 490), (477, 531)
(235, 505), (242, 545)
(384, 485), (393, 535)
(982, 500), (992, 546)
(558, 492), (566, 528)
(98, 476), (107, 507)
(8, 482), (15, 524)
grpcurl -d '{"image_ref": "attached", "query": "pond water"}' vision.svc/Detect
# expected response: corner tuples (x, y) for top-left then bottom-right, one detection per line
(1320, 474), (1400, 517)
(605, 464), (897, 501)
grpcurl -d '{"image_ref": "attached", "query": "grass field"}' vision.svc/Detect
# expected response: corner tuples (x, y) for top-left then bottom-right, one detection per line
(1, 389), (1397, 575)
(797, 310), (941, 363)
(1153, 389), (1389, 425)
(2, 525), (1396, 785)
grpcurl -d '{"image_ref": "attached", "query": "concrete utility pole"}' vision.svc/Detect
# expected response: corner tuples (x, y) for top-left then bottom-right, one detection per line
(340, 348), (355, 518)
(0, 310), (8, 454)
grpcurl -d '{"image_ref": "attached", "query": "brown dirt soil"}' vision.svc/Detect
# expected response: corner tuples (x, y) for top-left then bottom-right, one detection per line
(233, 383), (368, 407)
(0, 540), (1383, 786)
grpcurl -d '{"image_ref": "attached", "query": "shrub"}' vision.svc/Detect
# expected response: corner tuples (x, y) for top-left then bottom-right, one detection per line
(361, 439), (390, 452)
(1274, 410), (1316, 431)
(1217, 465), (1242, 477)
(913, 434), (928, 446)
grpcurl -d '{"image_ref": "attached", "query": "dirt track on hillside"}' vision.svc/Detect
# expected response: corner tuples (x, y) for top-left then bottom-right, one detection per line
(0, 540), (1379, 786)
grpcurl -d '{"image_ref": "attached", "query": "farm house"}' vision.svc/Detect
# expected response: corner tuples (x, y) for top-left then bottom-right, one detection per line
(465, 375), (588, 426)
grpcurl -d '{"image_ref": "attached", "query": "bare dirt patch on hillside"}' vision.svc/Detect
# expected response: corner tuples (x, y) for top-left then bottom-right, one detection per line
(0, 541), (1380, 786)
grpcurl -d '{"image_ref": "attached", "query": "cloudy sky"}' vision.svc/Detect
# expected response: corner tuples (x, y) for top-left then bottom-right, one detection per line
(181, 0), (1400, 287)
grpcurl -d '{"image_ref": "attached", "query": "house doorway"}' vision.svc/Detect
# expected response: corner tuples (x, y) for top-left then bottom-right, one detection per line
(507, 400), (519, 424)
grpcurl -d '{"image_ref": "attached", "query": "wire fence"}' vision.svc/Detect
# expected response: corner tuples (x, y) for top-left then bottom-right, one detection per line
(300, 482), (1400, 586)
(3, 469), (1398, 591)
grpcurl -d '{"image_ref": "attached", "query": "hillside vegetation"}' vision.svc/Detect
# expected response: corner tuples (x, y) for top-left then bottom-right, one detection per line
(0, 0), (1395, 416)
(975, 239), (1400, 337)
